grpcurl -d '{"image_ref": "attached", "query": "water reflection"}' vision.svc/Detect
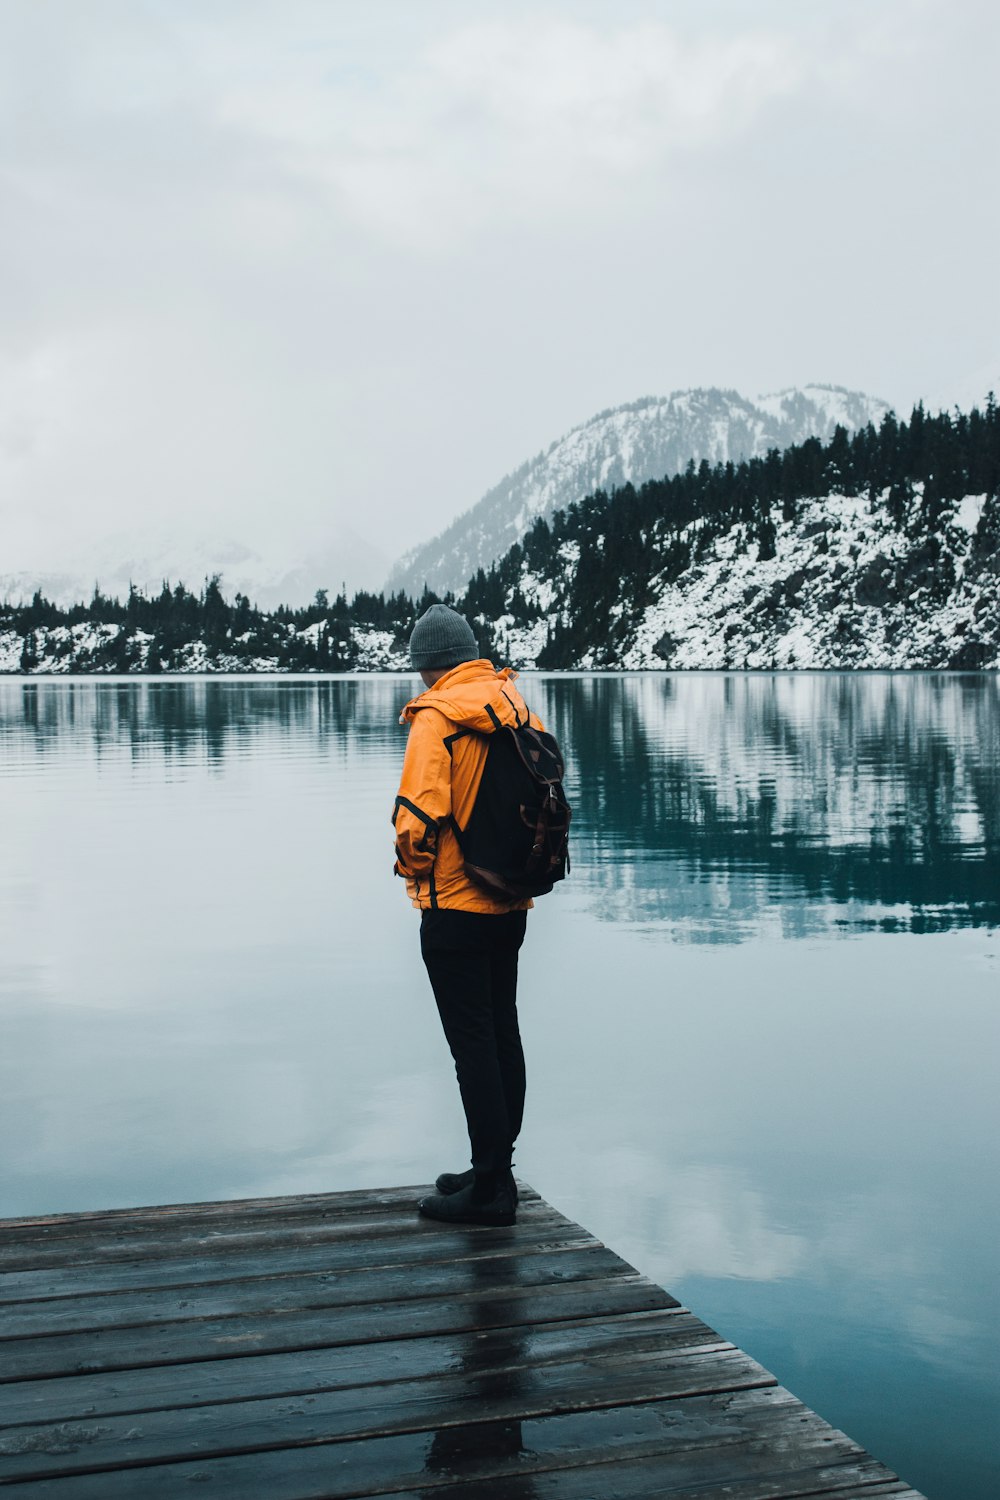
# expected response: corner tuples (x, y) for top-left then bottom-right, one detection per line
(2, 677), (405, 768)
(422, 1255), (537, 1497)
(530, 673), (1000, 937)
(4, 673), (995, 939)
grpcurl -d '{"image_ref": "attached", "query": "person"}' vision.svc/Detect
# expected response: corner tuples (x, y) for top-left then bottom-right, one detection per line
(393, 603), (542, 1226)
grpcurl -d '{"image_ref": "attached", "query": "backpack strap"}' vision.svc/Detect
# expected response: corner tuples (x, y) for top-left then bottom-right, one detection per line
(500, 689), (524, 726)
(509, 724), (565, 784)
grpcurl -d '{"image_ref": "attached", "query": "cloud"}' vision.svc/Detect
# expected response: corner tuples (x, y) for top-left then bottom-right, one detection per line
(0, 1), (996, 582)
(210, 18), (802, 247)
(427, 20), (798, 152)
(548, 1149), (809, 1283)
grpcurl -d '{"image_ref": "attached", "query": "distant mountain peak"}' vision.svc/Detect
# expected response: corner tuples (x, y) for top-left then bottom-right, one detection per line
(1, 525), (390, 612)
(388, 383), (891, 597)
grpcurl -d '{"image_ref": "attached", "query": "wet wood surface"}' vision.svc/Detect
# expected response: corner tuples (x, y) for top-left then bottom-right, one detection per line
(0, 1184), (924, 1497)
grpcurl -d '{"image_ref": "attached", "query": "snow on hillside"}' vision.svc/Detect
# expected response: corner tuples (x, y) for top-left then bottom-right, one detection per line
(490, 487), (998, 672)
(0, 618), (411, 674)
(389, 384), (891, 597)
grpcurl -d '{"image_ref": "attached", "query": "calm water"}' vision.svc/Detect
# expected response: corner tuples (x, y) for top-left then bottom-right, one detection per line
(1, 673), (998, 1499)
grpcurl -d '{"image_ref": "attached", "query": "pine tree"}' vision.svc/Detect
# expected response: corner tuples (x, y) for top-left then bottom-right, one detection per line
(202, 575), (230, 653)
(19, 630), (39, 673)
(757, 513), (777, 561)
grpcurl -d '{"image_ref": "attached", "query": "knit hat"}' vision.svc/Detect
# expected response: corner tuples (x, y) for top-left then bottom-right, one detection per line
(409, 603), (479, 671)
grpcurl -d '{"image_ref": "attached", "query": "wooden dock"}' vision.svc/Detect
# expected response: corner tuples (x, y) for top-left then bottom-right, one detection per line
(0, 1184), (923, 1498)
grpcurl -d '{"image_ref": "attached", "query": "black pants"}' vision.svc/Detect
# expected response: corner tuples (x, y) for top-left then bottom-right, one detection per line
(420, 907), (528, 1177)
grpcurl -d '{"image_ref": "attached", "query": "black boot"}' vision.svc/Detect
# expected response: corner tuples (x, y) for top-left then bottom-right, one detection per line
(418, 1179), (516, 1227)
(435, 1167), (475, 1194)
(435, 1163), (519, 1204)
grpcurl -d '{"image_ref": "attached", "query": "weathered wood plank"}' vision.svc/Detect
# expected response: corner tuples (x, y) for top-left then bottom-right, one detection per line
(0, 1183), (540, 1237)
(383, 1467), (919, 1500)
(0, 1184), (923, 1499)
(0, 1223), (596, 1306)
(0, 1344), (776, 1480)
(1, 1244), (643, 1340)
(0, 1308), (697, 1429)
(0, 1201), (569, 1275)
(1, 1274), (672, 1381)
(0, 1389), (885, 1498)
(371, 1464), (918, 1500)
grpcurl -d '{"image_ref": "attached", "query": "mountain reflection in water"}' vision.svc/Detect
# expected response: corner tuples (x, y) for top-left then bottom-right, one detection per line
(532, 673), (999, 939)
(4, 672), (997, 941)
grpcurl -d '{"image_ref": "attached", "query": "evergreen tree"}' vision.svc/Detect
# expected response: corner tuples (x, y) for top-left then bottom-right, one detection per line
(19, 630), (39, 673)
(201, 575), (231, 652)
(757, 513), (777, 561)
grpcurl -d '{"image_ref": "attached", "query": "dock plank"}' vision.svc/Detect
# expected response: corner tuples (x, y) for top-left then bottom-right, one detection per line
(0, 1244), (641, 1338)
(0, 1197), (565, 1275)
(0, 1184), (536, 1238)
(0, 1183), (924, 1499)
(381, 1467), (920, 1500)
(0, 1345), (775, 1480)
(1, 1274), (672, 1381)
(0, 1395), (888, 1498)
(0, 1309), (701, 1428)
(0, 1221), (594, 1305)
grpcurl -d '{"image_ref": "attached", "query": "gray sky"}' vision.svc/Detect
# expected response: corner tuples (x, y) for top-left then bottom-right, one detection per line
(1, 0), (997, 583)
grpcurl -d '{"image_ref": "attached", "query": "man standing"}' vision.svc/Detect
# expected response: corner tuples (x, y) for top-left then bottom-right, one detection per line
(393, 603), (541, 1226)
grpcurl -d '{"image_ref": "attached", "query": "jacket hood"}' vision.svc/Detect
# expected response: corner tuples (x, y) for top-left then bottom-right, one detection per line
(400, 660), (530, 732)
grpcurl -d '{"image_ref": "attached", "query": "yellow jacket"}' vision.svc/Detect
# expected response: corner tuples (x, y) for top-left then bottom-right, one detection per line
(393, 660), (542, 912)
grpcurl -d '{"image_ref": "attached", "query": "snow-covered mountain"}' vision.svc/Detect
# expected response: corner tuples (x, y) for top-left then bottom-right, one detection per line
(481, 485), (998, 671)
(389, 384), (892, 597)
(6, 389), (994, 676)
(4, 485), (996, 675)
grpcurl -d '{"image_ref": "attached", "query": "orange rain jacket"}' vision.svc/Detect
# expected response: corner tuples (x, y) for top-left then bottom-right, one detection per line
(393, 659), (543, 913)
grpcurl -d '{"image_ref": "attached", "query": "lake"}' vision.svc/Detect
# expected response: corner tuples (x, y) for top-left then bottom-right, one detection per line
(1, 672), (997, 1500)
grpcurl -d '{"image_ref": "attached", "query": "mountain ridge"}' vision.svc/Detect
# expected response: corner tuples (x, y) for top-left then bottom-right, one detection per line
(458, 397), (999, 672)
(4, 397), (997, 674)
(388, 383), (891, 597)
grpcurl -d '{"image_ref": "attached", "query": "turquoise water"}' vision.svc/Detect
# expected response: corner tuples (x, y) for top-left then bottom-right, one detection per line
(1, 673), (997, 1498)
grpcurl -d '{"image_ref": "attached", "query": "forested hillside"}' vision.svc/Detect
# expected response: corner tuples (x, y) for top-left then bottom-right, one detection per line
(2, 400), (998, 673)
(1, 584), (416, 674)
(461, 400), (1000, 670)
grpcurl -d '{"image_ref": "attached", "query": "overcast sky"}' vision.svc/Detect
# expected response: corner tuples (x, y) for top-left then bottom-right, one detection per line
(1, 0), (997, 581)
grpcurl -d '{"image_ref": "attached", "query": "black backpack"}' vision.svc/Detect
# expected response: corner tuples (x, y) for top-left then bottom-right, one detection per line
(455, 724), (571, 900)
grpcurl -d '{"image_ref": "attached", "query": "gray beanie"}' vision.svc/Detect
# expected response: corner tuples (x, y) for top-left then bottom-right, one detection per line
(409, 603), (479, 671)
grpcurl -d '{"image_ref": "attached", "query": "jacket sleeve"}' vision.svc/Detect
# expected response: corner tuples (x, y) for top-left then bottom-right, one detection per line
(392, 709), (453, 879)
